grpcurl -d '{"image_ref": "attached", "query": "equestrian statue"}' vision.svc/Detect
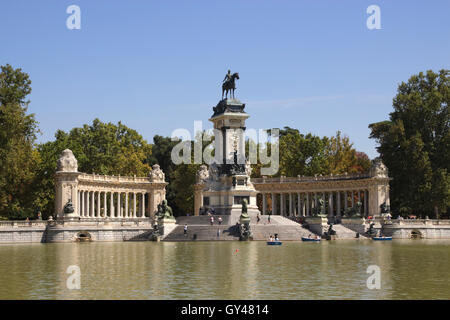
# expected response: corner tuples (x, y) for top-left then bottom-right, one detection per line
(222, 69), (240, 100)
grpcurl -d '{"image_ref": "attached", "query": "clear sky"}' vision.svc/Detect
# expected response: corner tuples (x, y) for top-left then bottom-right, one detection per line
(1, 0), (449, 159)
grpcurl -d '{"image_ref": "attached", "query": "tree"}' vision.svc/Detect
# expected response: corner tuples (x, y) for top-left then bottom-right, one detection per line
(369, 69), (450, 218)
(0, 64), (39, 218)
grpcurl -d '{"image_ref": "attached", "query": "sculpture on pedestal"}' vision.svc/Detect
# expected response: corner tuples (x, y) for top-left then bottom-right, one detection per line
(239, 199), (252, 240)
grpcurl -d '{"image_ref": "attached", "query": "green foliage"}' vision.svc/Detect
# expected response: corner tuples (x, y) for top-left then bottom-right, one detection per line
(0, 64), (39, 218)
(369, 69), (450, 218)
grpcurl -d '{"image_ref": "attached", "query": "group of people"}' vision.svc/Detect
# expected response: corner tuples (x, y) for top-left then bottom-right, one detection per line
(208, 215), (222, 225)
(307, 233), (321, 240)
(268, 234), (279, 242)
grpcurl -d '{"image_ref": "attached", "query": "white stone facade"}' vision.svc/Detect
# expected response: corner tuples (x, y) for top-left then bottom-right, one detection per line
(55, 150), (167, 221)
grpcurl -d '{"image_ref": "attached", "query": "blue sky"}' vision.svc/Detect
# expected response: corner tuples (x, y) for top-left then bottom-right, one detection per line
(1, 0), (449, 159)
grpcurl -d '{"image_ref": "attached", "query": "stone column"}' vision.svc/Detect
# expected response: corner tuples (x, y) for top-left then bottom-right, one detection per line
(133, 192), (137, 218)
(280, 193), (285, 216)
(306, 193), (310, 216)
(125, 192), (129, 218)
(262, 193), (267, 215)
(110, 192), (114, 218)
(364, 190), (368, 217)
(103, 191), (107, 218)
(141, 192), (146, 217)
(97, 191), (100, 218)
(289, 193), (293, 216)
(86, 191), (90, 218)
(271, 193), (276, 215)
(91, 191), (95, 218)
(344, 191), (348, 211)
(328, 192), (333, 217)
(80, 191), (84, 217)
(337, 191), (341, 218)
(314, 193), (318, 212)
(117, 192), (121, 218)
(351, 190), (355, 208)
(297, 193), (301, 217)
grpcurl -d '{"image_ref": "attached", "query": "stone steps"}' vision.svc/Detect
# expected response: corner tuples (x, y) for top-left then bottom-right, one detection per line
(163, 215), (316, 241)
(330, 224), (367, 239)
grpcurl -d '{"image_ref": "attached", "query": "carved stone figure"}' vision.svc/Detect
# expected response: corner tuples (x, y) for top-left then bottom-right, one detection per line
(57, 149), (78, 172)
(150, 164), (165, 182)
(208, 163), (219, 181)
(196, 165), (209, 183)
(370, 158), (388, 178)
(245, 160), (252, 177)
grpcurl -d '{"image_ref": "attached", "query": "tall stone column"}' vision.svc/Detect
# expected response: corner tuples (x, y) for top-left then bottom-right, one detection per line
(110, 192), (114, 218)
(297, 193), (301, 217)
(133, 192), (137, 218)
(328, 192), (333, 217)
(80, 191), (84, 217)
(117, 192), (121, 218)
(262, 193), (267, 215)
(97, 191), (101, 218)
(364, 190), (368, 217)
(271, 193), (276, 215)
(125, 192), (129, 218)
(337, 191), (341, 218)
(54, 149), (80, 220)
(344, 191), (348, 211)
(103, 191), (107, 218)
(306, 193), (310, 216)
(289, 193), (293, 216)
(351, 190), (355, 208)
(314, 193), (318, 212)
(141, 192), (145, 217)
(280, 193), (285, 216)
(91, 191), (95, 218)
(86, 192), (90, 218)
(194, 184), (204, 216)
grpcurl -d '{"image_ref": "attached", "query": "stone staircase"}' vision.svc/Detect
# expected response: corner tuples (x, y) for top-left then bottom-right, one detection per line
(163, 225), (240, 241)
(163, 215), (317, 241)
(329, 224), (367, 239)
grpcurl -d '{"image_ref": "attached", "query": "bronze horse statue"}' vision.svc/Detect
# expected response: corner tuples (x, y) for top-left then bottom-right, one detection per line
(222, 72), (239, 100)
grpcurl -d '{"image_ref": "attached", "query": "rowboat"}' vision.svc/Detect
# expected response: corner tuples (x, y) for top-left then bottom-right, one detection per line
(372, 236), (392, 241)
(267, 241), (282, 245)
(301, 237), (321, 242)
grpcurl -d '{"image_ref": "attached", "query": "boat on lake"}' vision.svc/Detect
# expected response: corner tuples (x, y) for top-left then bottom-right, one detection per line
(267, 241), (282, 245)
(372, 236), (392, 241)
(301, 237), (321, 242)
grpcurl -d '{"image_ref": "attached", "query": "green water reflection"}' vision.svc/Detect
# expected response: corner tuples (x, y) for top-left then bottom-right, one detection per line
(0, 240), (449, 299)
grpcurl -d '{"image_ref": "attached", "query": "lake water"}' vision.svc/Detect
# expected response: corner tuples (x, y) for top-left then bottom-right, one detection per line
(0, 240), (449, 299)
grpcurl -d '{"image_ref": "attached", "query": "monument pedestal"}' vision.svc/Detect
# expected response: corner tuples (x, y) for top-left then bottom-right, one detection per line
(194, 98), (260, 224)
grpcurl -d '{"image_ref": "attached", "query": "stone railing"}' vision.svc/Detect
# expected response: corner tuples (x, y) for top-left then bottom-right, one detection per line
(252, 173), (372, 184)
(78, 173), (151, 183)
(387, 219), (450, 225)
(0, 220), (48, 228)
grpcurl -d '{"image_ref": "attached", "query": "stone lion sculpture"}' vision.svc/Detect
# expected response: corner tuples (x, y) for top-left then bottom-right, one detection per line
(370, 158), (388, 178)
(196, 165), (209, 183)
(57, 149), (78, 172)
(150, 164), (165, 182)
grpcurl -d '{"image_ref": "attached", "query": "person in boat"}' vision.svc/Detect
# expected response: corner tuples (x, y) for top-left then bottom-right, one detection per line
(269, 235), (273, 242)
(308, 233), (312, 239)
(274, 233), (279, 241)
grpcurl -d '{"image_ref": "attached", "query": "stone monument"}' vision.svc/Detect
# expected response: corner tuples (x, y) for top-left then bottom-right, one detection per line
(194, 71), (260, 224)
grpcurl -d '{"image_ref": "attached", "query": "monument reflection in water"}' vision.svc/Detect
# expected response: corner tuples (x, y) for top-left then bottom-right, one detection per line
(0, 241), (449, 300)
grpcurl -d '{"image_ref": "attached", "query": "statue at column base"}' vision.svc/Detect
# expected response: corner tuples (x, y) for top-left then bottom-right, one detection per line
(156, 200), (176, 224)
